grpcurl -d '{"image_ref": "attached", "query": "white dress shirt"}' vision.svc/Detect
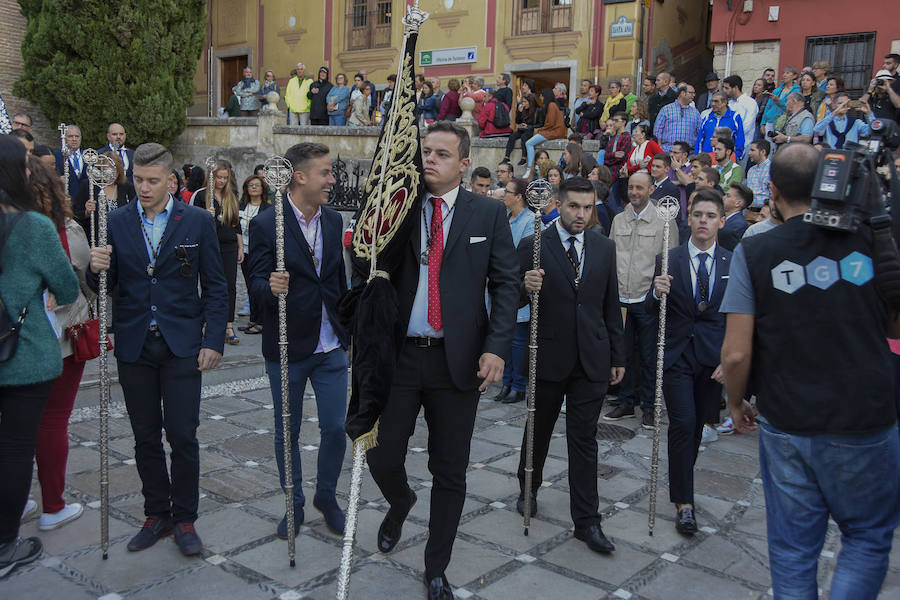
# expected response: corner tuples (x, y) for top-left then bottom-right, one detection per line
(555, 219), (584, 279)
(687, 238), (717, 298)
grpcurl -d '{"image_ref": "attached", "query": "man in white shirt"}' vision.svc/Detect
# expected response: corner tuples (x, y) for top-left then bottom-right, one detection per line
(723, 75), (758, 163)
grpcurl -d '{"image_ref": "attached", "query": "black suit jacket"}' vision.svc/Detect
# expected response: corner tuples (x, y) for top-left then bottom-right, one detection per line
(649, 88), (678, 126)
(53, 149), (88, 197)
(518, 226), (624, 383)
(86, 199), (228, 362)
(651, 178), (682, 204)
(97, 145), (135, 182)
(645, 243), (731, 369)
(394, 187), (519, 390)
(696, 91), (715, 114)
(247, 199), (349, 362)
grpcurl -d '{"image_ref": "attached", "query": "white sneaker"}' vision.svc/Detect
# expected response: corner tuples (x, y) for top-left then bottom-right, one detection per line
(701, 425), (718, 444)
(20, 499), (37, 521)
(716, 417), (736, 435)
(38, 503), (84, 531)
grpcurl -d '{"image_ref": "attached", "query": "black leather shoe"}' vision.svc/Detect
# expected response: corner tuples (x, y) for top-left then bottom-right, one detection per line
(173, 522), (203, 556)
(424, 574), (453, 600)
(574, 523), (615, 554)
(127, 516), (173, 552)
(676, 507), (698, 535)
(502, 391), (525, 404)
(515, 492), (537, 517)
(492, 385), (512, 401)
(378, 491), (417, 553)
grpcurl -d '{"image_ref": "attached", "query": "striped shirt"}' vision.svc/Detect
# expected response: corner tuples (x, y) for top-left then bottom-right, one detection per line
(745, 159), (770, 207)
(653, 101), (701, 152)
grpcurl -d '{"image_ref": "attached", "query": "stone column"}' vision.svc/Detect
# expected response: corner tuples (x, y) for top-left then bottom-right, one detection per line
(455, 96), (479, 140)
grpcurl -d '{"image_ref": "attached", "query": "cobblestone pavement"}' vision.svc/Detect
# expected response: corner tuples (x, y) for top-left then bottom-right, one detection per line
(12, 303), (900, 599)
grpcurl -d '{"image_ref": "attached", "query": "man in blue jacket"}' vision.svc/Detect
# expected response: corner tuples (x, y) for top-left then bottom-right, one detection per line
(247, 143), (350, 539)
(88, 143), (227, 557)
(696, 92), (745, 160)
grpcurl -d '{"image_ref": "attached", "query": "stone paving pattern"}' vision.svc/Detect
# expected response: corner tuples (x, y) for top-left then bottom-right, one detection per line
(13, 294), (900, 599)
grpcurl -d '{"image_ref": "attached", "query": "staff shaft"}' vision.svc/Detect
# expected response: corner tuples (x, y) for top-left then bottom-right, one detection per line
(97, 188), (110, 559)
(522, 211), (542, 535)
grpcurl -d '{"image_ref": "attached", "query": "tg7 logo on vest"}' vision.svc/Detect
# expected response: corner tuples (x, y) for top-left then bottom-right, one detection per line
(771, 252), (873, 294)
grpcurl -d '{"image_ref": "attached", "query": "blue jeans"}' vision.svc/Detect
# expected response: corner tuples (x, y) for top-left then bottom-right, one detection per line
(617, 301), (655, 412)
(525, 134), (548, 168)
(329, 114), (347, 126)
(266, 349), (348, 509)
(758, 419), (900, 599)
(502, 322), (529, 392)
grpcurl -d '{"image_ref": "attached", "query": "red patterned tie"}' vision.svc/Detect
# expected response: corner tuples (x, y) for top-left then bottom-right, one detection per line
(427, 196), (444, 331)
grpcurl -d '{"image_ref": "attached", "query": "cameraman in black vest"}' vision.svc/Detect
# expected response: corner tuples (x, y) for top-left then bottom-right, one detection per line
(720, 143), (900, 599)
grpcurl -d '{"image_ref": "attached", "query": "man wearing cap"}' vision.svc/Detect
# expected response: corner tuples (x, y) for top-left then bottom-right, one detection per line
(861, 55), (900, 121)
(696, 73), (720, 114)
(812, 61), (830, 92)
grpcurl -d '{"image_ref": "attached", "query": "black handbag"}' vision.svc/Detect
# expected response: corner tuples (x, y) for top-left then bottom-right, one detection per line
(0, 212), (28, 363)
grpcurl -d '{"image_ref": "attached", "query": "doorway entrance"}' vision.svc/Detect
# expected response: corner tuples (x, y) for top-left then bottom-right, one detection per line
(220, 55), (249, 109)
(511, 68), (570, 107)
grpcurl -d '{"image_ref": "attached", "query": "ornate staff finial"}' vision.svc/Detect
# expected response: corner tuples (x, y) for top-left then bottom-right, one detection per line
(525, 179), (554, 211)
(402, 1), (429, 33)
(655, 195), (680, 222)
(264, 156), (294, 190)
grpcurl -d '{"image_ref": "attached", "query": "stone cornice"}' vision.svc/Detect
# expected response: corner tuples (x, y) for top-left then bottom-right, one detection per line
(503, 30), (582, 62)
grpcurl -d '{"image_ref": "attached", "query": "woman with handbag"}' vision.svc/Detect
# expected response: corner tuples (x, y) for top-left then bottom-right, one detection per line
(28, 155), (95, 531)
(190, 160), (243, 345)
(0, 135), (79, 578)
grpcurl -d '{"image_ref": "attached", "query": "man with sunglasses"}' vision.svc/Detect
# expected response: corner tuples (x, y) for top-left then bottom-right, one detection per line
(88, 143), (227, 557)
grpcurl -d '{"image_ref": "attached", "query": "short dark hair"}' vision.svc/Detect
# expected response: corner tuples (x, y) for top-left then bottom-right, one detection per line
(32, 144), (53, 157)
(499, 73), (511, 85)
(700, 166), (721, 187)
(652, 152), (672, 169)
(253, 163), (265, 175)
(690, 188), (725, 215)
(886, 53), (900, 63)
(722, 75), (743, 91)
(10, 129), (34, 143)
(751, 139), (771, 156)
(12, 113), (32, 126)
(729, 182), (754, 210)
(612, 111), (628, 121)
(688, 188), (725, 215)
(568, 132), (584, 144)
(558, 176), (595, 201)
(644, 74), (656, 85)
(497, 161), (512, 173)
(470, 166), (491, 182)
(134, 143), (173, 169)
(673, 141), (692, 154)
(690, 153), (713, 167)
(508, 177), (528, 198)
(284, 142), (330, 174)
(426, 121), (471, 159)
(716, 136), (735, 154)
(770, 143), (819, 205)
(387, 74), (397, 82)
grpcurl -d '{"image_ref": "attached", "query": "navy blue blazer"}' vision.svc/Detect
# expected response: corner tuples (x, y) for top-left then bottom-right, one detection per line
(97, 145), (135, 182)
(646, 243), (731, 369)
(53, 149), (88, 197)
(86, 199), (228, 362)
(246, 199), (349, 362)
(723, 211), (748, 239)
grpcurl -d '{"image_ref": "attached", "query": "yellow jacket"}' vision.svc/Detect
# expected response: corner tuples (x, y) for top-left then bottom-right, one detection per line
(285, 76), (313, 113)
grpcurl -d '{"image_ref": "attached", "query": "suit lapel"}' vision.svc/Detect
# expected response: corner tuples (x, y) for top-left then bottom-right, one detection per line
(710, 247), (730, 306)
(544, 226), (576, 290)
(443, 190), (473, 258)
(580, 231), (594, 284)
(677, 246), (694, 304)
(156, 198), (187, 262)
(283, 196), (317, 273)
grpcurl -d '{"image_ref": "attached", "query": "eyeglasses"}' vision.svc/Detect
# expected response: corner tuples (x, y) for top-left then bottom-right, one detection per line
(174, 245), (193, 277)
(12, 121), (31, 128)
(504, 189), (516, 195)
(247, 183), (262, 188)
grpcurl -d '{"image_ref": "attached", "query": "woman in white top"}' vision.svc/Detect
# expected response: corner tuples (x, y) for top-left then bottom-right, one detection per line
(237, 175), (272, 334)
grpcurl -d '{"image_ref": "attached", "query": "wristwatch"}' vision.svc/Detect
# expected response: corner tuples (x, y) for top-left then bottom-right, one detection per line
(787, 136), (792, 143)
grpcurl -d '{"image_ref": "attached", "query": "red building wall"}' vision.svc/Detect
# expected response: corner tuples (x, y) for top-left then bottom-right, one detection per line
(710, 0), (900, 73)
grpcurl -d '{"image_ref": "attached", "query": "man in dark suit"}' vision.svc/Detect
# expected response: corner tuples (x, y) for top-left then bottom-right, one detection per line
(366, 121), (519, 600)
(53, 124), (88, 197)
(247, 143), (350, 539)
(723, 182), (752, 239)
(649, 153), (682, 204)
(88, 143), (227, 557)
(648, 72), (677, 127)
(97, 122), (135, 183)
(646, 187), (730, 535)
(516, 177), (625, 554)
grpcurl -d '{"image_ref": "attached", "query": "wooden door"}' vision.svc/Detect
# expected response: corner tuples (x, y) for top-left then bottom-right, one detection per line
(221, 56), (248, 108)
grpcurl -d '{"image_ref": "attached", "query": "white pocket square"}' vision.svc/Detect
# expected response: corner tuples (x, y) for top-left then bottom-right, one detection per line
(469, 236), (487, 244)
(721, 275), (729, 279)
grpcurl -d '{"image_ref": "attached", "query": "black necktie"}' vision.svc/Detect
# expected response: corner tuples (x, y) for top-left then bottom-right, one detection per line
(566, 236), (580, 277)
(695, 252), (710, 303)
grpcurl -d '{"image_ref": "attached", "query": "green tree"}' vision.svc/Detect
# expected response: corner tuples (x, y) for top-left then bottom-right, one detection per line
(14, 0), (207, 148)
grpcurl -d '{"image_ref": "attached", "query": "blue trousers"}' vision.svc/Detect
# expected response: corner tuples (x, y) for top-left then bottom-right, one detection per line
(525, 134), (548, 168)
(266, 349), (348, 509)
(617, 301), (656, 412)
(758, 418), (900, 599)
(329, 114), (347, 126)
(502, 322), (529, 392)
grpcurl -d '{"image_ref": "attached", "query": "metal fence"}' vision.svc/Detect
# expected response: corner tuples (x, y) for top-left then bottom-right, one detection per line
(345, 0), (392, 51)
(328, 156), (367, 212)
(804, 32), (876, 97)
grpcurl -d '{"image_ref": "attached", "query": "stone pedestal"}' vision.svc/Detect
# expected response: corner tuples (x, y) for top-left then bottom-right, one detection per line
(256, 109), (280, 155)
(455, 96), (479, 140)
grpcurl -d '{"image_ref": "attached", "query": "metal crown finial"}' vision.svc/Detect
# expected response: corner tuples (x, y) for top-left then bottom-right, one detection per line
(656, 196), (680, 222)
(402, 1), (429, 32)
(204, 155), (217, 171)
(525, 179), (554, 210)
(264, 156), (293, 189)
(87, 155), (118, 188)
(83, 148), (99, 166)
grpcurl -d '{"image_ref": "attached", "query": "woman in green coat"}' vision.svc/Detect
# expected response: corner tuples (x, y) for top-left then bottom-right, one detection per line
(0, 134), (79, 578)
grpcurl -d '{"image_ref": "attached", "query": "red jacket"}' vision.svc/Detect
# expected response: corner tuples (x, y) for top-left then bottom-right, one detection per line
(478, 99), (512, 137)
(625, 140), (664, 174)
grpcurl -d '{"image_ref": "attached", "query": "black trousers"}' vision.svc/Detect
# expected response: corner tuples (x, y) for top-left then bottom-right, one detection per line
(663, 344), (721, 505)
(117, 330), (202, 523)
(311, 117), (329, 126)
(0, 380), (53, 543)
(367, 342), (479, 580)
(517, 360), (608, 529)
(504, 127), (534, 159)
(240, 256), (262, 324)
(220, 243), (238, 323)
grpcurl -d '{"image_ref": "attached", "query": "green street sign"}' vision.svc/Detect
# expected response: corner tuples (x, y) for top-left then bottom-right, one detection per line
(420, 51), (433, 66)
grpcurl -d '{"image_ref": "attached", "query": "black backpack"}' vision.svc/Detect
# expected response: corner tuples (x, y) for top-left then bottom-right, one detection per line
(491, 99), (510, 128)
